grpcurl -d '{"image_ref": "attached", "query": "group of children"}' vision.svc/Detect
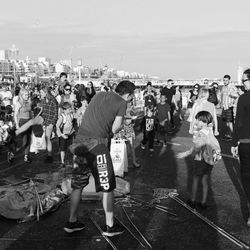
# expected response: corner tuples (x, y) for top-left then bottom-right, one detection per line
(141, 94), (171, 151)
(140, 87), (222, 210)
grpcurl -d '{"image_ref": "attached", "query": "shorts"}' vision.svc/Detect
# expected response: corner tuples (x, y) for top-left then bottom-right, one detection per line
(222, 108), (234, 122)
(193, 160), (213, 177)
(69, 137), (116, 193)
(157, 122), (169, 135)
(59, 135), (73, 152)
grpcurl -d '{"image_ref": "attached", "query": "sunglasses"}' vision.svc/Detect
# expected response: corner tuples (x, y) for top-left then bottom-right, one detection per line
(242, 79), (249, 84)
(65, 88), (71, 91)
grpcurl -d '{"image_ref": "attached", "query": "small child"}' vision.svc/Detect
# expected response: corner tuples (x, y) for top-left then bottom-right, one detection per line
(177, 111), (221, 209)
(0, 118), (9, 144)
(140, 107), (157, 152)
(156, 95), (171, 147)
(75, 99), (88, 127)
(56, 102), (75, 167)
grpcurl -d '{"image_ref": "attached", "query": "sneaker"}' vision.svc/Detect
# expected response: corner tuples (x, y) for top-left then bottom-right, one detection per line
(141, 144), (146, 150)
(24, 155), (32, 163)
(149, 148), (154, 152)
(102, 222), (124, 237)
(163, 142), (167, 147)
(44, 156), (53, 163)
(64, 221), (86, 233)
(7, 152), (14, 163)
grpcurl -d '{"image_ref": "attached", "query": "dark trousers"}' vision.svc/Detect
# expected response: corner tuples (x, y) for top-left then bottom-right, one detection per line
(239, 143), (250, 203)
(142, 130), (155, 149)
(170, 104), (175, 128)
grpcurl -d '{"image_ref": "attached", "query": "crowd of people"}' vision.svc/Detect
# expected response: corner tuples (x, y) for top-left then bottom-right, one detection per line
(0, 70), (250, 235)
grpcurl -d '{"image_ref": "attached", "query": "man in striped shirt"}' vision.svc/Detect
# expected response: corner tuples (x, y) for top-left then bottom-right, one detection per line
(221, 74), (238, 140)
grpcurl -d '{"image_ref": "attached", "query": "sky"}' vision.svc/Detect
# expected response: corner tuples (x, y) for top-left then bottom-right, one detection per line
(1, 0), (250, 79)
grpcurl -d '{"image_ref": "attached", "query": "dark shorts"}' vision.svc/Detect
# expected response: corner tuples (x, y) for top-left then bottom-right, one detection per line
(59, 135), (73, 152)
(193, 160), (213, 177)
(69, 137), (116, 193)
(222, 108), (234, 122)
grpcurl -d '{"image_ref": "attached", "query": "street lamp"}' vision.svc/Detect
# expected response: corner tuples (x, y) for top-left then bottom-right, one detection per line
(9, 44), (19, 91)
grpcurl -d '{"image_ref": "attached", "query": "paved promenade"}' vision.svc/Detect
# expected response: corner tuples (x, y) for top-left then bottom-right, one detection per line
(0, 115), (249, 250)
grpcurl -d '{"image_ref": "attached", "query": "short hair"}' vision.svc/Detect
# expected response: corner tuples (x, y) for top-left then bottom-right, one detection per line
(167, 79), (174, 83)
(195, 111), (213, 125)
(60, 72), (67, 79)
(147, 81), (152, 86)
(223, 75), (231, 80)
(64, 83), (71, 90)
(198, 87), (209, 99)
(211, 82), (218, 88)
(243, 69), (250, 80)
(115, 80), (135, 96)
(61, 102), (71, 110)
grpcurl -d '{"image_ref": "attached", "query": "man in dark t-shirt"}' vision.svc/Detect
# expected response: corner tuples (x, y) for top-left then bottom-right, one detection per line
(64, 80), (135, 236)
(160, 79), (176, 128)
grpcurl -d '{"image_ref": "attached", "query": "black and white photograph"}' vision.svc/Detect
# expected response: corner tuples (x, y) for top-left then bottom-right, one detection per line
(1, 0), (250, 249)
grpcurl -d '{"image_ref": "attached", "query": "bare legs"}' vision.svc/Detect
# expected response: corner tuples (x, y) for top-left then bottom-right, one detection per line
(68, 189), (115, 227)
(191, 174), (209, 205)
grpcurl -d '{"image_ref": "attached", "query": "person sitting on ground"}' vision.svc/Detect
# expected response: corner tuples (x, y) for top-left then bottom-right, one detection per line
(177, 111), (221, 209)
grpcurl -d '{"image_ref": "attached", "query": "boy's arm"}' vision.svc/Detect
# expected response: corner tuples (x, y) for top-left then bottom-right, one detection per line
(177, 147), (194, 159)
(56, 116), (64, 137)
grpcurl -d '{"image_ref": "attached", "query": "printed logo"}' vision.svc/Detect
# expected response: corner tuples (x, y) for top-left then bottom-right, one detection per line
(96, 154), (110, 190)
(146, 118), (154, 131)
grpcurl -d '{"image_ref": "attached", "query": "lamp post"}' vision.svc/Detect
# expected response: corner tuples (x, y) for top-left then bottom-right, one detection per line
(9, 44), (19, 91)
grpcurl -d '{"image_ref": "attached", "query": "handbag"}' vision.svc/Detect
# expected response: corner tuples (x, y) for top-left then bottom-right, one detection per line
(30, 127), (46, 154)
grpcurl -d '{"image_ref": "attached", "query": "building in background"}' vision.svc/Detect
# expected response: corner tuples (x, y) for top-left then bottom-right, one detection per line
(0, 50), (9, 60)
